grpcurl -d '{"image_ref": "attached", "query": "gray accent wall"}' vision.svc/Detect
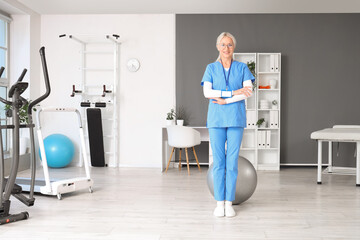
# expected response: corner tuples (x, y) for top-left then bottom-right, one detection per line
(176, 14), (360, 166)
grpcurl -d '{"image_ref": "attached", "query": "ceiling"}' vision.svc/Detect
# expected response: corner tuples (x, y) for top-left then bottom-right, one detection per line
(0, 1), (23, 14)
(2, 0), (360, 15)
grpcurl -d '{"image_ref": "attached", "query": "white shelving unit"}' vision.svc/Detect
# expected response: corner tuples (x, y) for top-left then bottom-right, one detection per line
(209, 53), (281, 171)
(64, 34), (121, 167)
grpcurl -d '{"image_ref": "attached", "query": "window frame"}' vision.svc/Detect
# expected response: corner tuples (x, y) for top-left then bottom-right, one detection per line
(0, 16), (11, 153)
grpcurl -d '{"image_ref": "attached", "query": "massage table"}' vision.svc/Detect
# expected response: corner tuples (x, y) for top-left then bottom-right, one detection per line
(310, 126), (360, 186)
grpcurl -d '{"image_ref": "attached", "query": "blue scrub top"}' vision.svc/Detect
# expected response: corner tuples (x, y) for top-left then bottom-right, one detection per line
(201, 60), (255, 128)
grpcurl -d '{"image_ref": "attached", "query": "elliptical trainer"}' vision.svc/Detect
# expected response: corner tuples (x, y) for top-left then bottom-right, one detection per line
(0, 47), (51, 225)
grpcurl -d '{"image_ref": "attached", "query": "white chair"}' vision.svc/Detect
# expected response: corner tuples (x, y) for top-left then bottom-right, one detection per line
(166, 125), (201, 175)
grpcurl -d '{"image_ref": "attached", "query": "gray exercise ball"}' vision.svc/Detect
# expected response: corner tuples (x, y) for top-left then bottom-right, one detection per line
(207, 156), (257, 205)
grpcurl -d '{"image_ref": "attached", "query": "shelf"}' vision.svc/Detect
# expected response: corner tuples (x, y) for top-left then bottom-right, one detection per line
(258, 148), (279, 150)
(258, 72), (280, 74)
(258, 89), (279, 91)
(232, 52), (281, 171)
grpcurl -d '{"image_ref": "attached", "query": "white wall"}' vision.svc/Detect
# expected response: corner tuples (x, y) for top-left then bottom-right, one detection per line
(10, 14), (30, 88)
(9, 13), (41, 163)
(40, 14), (175, 168)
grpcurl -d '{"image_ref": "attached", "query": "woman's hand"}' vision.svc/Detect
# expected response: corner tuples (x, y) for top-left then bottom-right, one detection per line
(211, 97), (227, 105)
(233, 86), (252, 97)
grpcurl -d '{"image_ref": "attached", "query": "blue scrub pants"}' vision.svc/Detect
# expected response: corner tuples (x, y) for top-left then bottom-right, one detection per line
(209, 127), (244, 201)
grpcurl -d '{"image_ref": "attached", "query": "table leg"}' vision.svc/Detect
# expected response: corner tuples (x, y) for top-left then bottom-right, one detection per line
(317, 140), (322, 184)
(328, 141), (332, 173)
(357, 142), (360, 186)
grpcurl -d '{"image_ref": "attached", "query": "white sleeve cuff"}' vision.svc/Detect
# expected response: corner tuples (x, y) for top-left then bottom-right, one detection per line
(203, 82), (221, 98)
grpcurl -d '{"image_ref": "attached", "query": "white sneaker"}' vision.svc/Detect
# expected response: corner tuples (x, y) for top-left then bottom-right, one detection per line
(213, 201), (225, 217)
(225, 201), (236, 217)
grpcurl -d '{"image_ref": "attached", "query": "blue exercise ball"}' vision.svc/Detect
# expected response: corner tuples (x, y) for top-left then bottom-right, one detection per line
(40, 134), (75, 168)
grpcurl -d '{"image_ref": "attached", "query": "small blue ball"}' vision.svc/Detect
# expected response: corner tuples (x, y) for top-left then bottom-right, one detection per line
(40, 134), (75, 168)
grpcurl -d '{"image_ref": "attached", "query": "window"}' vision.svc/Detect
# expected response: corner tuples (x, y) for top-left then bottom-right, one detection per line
(0, 17), (10, 151)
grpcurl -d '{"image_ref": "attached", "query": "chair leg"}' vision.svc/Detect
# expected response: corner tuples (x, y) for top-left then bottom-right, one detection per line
(179, 148), (182, 171)
(185, 148), (190, 175)
(165, 147), (175, 173)
(193, 146), (201, 172)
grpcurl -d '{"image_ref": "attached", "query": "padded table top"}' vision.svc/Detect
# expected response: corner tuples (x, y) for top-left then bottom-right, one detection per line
(311, 128), (360, 141)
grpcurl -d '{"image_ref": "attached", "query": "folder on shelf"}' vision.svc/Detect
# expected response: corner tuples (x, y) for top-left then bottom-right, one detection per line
(270, 110), (279, 128)
(257, 130), (262, 148)
(247, 110), (256, 128)
(274, 55), (279, 72)
(266, 130), (271, 148)
(251, 111), (256, 128)
(262, 131), (266, 148)
(258, 130), (266, 149)
(274, 111), (279, 128)
(270, 111), (274, 128)
(270, 55), (275, 72)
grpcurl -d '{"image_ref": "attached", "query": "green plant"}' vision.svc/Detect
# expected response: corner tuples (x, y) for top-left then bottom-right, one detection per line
(247, 61), (257, 90)
(4, 100), (37, 124)
(256, 118), (265, 127)
(175, 106), (185, 120)
(166, 108), (175, 120)
(247, 61), (256, 77)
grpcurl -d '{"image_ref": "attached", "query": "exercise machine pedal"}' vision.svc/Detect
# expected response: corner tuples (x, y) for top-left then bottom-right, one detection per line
(12, 194), (35, 207)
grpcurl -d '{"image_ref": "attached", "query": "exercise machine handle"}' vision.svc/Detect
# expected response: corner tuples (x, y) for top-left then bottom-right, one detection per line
(0, 66), (4, 77)
(28, 47), (51, 114)
(17, 69), (27, 82)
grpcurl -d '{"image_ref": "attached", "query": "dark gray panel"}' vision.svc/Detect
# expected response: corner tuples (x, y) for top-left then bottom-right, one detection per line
(176, 14), (360, 165)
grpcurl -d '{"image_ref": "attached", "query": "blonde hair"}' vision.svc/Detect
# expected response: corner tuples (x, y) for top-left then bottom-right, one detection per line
(216, 32), (237, 61)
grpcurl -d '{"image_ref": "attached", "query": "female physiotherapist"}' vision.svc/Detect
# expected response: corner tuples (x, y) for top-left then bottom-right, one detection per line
(201, 32), (255, 217)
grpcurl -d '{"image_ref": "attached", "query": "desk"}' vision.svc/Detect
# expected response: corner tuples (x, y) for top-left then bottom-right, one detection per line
(162, 126), (209, 172)
(311, 128), (360, 186)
